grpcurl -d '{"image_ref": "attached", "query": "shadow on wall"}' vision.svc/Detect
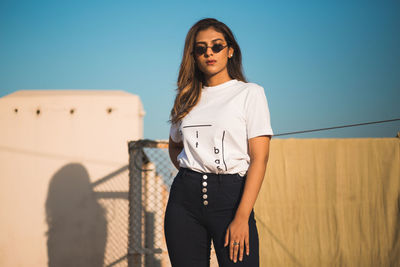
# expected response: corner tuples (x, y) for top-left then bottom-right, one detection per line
(45, 163), (107, 267)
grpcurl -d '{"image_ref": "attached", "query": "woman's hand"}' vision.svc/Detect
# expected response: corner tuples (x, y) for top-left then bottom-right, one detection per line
(224, 216), (250, 262)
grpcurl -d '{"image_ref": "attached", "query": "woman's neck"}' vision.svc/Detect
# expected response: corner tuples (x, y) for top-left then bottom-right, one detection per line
(204, 71), (232, 87)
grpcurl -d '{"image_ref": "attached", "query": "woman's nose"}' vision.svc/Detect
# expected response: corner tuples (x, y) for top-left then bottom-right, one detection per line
(204, 46), (213, 57)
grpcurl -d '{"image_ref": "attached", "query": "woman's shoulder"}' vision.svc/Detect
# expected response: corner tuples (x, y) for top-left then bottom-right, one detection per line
(236, 80), (266, 95)
(217, 79), (267, 101)
(235, 79), (263, 89)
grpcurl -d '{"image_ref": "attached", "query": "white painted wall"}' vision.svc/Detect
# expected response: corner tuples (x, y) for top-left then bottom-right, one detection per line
(0, 90), (145, 267)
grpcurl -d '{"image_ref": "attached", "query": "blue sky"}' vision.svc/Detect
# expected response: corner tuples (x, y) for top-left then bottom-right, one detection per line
(1, 0), (399, 139)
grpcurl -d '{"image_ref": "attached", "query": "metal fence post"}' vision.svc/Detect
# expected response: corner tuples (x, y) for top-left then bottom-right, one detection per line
(128, 140), (144, 267)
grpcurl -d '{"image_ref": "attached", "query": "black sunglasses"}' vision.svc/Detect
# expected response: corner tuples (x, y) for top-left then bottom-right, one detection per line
(193, 44), (228, 56)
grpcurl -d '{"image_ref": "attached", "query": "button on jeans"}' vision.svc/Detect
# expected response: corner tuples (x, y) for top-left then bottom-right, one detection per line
(164, 167), (259, 267)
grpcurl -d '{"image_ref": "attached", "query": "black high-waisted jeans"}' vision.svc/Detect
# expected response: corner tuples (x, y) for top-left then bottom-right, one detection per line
(164, 167), (259, 267)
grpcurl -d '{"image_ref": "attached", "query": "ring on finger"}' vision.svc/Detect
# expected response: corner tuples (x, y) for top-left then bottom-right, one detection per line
(233, 241), (239, 246)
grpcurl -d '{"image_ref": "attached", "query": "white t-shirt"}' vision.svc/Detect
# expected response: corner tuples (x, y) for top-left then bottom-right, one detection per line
(170, 79), (273, 176)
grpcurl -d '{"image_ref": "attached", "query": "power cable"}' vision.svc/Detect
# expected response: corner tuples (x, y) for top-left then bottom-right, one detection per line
(274, 118), (400, 137)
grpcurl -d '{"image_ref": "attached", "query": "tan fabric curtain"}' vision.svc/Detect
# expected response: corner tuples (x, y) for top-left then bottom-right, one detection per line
(255, 138), (400, 267)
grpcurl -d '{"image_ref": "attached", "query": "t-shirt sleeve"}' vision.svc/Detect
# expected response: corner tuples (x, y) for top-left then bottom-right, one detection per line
(244, 85), (274, 139)
(169, 121), (183, 143)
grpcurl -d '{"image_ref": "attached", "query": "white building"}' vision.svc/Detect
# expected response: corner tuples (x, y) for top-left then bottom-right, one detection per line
(0, 90), (145, 266)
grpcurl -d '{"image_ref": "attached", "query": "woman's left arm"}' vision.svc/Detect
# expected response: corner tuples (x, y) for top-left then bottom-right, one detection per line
(224, 135), (271, 262)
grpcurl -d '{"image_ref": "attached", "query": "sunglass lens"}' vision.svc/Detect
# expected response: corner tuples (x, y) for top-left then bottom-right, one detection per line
(212, 44), (224, 53)
(194, 46), (206, 55)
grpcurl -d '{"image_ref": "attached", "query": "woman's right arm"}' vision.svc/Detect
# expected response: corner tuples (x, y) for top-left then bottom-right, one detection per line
(168, 135), (183, 169)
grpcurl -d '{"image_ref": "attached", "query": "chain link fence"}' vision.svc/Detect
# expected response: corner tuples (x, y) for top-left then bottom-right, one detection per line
(127, 139), (219, 267)
(127, 139), (176, 267)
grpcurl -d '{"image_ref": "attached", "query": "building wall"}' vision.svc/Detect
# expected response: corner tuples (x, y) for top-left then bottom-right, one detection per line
(0, 90), (145, 267)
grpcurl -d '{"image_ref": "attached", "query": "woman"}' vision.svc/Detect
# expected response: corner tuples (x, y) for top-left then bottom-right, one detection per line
(164, 18), (273, 267)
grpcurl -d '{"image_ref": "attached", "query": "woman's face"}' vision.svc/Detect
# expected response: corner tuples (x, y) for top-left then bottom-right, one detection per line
(194, 27), (234, 80)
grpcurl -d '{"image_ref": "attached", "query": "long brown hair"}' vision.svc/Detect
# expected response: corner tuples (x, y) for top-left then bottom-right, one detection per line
(170, 18), (247, 124)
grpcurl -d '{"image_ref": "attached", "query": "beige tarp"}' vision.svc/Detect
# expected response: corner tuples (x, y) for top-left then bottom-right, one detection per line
(255, 138), (400, 267)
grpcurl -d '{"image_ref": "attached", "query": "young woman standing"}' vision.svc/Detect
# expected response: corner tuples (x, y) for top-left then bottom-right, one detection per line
(164, 18), (273, 267)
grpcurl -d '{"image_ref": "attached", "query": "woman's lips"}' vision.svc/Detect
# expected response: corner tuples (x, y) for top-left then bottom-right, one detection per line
(206, 60), (216, 65)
